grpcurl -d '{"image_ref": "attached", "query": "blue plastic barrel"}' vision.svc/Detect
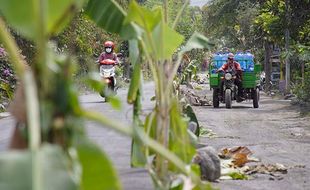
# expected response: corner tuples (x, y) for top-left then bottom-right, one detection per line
(245, 52), (254, 72)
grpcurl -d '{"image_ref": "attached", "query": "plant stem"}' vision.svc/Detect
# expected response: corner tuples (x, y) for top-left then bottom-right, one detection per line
(172, 0), (190, 29)
(32, 1), (47, 189)
(24, 70), (41, 190)
(0, 18), (26, 77)
(24, 70), (41, 150)
(163, 0), (168, 24)
(167, 54), (183, 90)
(81, 110), (198, 180)
(0, 16), (42, 190)
(33, 0), (48, 99)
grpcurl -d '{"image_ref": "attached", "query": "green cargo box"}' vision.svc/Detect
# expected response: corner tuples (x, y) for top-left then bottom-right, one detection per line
(210, 73), (219, 87)
(242, 72), (258, 88)
(209, 72), (259, 89)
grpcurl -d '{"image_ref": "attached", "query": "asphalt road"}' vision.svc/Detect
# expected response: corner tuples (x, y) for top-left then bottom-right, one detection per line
(1, 82), (310, 190)
(195, 87), (310, 190)
(0, 84), (155, 190)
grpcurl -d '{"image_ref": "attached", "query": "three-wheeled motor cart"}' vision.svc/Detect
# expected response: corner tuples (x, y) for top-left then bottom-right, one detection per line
(209, 52), (261, 109)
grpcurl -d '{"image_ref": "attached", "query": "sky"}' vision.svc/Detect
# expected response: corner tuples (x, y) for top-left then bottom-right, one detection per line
(190, 0), (210, 7)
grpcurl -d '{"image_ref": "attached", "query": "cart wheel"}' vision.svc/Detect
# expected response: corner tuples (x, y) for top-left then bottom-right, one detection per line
(225, 89), (232, 109)
(213, 88), (220, 108)
(253, 88), (259, 108)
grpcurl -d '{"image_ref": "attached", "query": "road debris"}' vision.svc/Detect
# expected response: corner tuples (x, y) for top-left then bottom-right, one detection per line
(193, 146), (221, 182)
(179, 85), (212, 106)
(243, 163), (287, 175)
(219, 146), (256, 167)
(199, 127), (217, 138)
(195, 73), (209, 84)
(219, 146), (289, 181)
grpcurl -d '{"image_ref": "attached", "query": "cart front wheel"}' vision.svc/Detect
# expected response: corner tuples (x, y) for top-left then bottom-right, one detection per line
(253, 88), (259, 108)
(225, 89), (232, 109)
(213, 88), (220, 108)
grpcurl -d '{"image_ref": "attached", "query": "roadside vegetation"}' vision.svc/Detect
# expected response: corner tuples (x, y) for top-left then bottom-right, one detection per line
(0, 0), (309, 190)
(202, 0), (310, 102)
(0, 0), (211, 189)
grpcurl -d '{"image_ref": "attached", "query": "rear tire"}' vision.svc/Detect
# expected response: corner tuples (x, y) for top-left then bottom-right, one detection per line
(253, 88), (259, 108)
(213, 88), (220, 108)
(225, 89), (232, 109)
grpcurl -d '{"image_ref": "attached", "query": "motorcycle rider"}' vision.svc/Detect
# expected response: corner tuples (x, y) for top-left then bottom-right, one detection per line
(217, 53), (243, 101)
(98, 41), (119, 64)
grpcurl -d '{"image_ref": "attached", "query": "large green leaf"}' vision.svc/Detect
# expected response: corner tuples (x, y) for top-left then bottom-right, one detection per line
(0, 0), (84, 40)
(124, 1), (162, 32)
(129, 39), (140, 65)
(169, 100), (196, 170)
(0, 145), (77, 190)
(86, 0), (126, 34)
(47, 0), (85, 35)
(184, 104), (200, 137)
(0, 0), (36, 39)
(180, 32), (214, 54)
(131, 89), (147, 167)
(120, 22), (144, 40)
(40, 145), (78, 190)
(0, 151), (32, 190)
(84, 72), (105, 93)
(127, 62), (141, 104)
(152, 21), (184, 60)
(77, 140), (122, 190)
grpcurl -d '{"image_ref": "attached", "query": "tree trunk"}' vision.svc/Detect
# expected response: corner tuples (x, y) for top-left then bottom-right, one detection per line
(264, 41), (272, 92)
(285, 0), (291, 93)
(302, 62), (305, 85)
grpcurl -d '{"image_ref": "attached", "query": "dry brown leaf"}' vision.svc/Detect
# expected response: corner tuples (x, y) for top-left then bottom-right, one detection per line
(230, 146), (252, 155)
(219, 146), (252, 159)
(232, 153), (248, 167)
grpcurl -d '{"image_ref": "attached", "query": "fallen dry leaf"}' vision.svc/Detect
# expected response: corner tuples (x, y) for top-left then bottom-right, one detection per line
(244, 164), (288, 175)
(219, 146), (252, 159)
(219, 146), (256, 168)
(232, 153), (248, 167)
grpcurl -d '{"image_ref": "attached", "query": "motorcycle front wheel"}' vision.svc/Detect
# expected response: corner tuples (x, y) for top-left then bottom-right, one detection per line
(225, 89), (232, 109)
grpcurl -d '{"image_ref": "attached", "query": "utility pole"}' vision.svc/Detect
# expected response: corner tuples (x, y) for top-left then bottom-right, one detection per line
(285, 0), (291, 93)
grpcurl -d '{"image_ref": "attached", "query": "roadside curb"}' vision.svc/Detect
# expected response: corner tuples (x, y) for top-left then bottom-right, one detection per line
(0, 112), (11, 119)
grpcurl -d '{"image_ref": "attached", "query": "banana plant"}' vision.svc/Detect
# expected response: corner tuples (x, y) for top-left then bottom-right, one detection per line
(0, 0), (213, 190)
(86, 0), (214, 189)
(0, 0), (216, 189)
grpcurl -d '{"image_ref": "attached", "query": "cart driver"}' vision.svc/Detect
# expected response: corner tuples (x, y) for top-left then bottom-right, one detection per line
(217, 53), (243, 101)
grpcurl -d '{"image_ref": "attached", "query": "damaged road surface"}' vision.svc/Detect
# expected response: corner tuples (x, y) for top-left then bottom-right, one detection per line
(0, 80), (309, 190)
(195, 86), (310, 190)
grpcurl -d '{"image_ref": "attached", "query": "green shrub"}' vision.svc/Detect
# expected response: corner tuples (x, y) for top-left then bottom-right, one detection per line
(293, 63), (310, 102)
(0, 46), (16, 104)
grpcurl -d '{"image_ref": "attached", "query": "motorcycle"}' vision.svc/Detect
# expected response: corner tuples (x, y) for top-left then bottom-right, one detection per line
(99, 59), (117, 100)
(259, 71), (266, 91)
(222, 69), (239, 108)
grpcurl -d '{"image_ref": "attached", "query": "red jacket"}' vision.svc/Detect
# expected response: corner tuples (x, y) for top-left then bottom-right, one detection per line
(220, 61), (242, 71)
(98, 52), (119, 64)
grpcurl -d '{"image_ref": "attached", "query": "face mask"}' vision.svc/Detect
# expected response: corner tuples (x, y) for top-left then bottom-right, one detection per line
(105, 47), (112, 53)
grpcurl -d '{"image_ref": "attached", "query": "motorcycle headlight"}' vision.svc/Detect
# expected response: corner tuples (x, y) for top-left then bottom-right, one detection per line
(225, 73), (232, 80)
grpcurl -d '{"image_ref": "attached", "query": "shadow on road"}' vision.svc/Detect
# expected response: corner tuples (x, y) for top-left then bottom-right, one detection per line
(203, 105), (253, 110)
(81, 100), (106, 104)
